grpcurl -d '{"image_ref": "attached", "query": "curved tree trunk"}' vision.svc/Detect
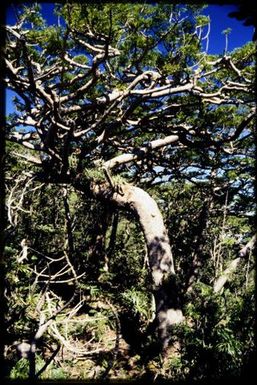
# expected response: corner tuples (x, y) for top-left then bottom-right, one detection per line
(127, 186), (184, 348)
(75, 179), (184, 349)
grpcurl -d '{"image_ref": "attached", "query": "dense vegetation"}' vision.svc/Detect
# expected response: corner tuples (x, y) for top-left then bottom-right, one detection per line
(2, 3), (256, 381)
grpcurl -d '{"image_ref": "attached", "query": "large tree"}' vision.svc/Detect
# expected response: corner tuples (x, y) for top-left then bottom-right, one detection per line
(3, 2), (255, 357)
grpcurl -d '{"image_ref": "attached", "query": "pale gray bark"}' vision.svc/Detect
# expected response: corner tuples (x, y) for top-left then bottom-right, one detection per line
(5, 10), (254, 353)
(103, 134), (180, 170)
(91, 183), (175, 285)
(88, 181), (184, 348)
(213, 257), (241, 293)
(213, 234), (256, 293)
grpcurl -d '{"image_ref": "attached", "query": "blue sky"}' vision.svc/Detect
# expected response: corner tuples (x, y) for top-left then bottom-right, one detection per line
(6, 3), (254, 53)
(6, 3), (254, 116)
(202, 4), (254, 54)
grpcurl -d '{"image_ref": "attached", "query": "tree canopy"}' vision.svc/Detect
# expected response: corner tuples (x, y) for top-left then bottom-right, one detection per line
(2, 2), (256, 381)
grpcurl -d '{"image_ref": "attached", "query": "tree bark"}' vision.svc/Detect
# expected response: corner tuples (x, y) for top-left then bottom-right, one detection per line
(213, 234), (256, 293)
(75, 179), (184, 348)
(213, 257), (241, 293)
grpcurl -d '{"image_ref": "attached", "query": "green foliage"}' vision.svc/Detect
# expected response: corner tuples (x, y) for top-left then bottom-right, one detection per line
(121, 288), (151, 320)
(196, 15), (210, 27)
(5, 142), (255, 381)
(83, 167), (106, 183)
(222, 27), (232, 35)
(4, 1), (255, 381)
(9, 355), (67, 380)
(21, 4), (45, 27)
(178, 282), (255, 380)
(9, 358), (30, 380)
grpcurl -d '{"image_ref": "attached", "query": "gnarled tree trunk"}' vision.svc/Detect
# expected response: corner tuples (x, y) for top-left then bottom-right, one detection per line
(75, 179), (184, 349)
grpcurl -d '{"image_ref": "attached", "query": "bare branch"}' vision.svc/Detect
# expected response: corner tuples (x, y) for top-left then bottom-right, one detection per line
(213, 235), (256, 293)
(103, 134), (180, 170)
(11, 152), (42, 165)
